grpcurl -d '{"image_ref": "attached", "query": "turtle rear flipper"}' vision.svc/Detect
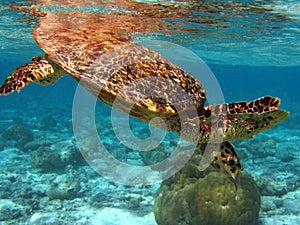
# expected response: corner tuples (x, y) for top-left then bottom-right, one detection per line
(0, 56), (65, 96)
(205, 141), (242, 181)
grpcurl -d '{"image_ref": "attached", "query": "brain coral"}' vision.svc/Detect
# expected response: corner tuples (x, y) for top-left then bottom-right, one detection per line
(154, 158), (260, 225)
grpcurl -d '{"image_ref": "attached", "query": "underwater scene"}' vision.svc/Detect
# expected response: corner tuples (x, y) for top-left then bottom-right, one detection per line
(0, 0), (299, 224)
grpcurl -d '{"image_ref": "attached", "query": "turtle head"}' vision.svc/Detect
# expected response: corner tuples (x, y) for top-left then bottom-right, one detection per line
(0, 55), (66, 96)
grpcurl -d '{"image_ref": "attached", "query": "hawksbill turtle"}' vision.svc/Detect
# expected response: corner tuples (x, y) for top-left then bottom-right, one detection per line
(0, 12), (289, 181)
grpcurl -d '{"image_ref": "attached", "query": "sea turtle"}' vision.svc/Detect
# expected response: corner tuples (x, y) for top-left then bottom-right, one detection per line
(0, 12), (289, 181)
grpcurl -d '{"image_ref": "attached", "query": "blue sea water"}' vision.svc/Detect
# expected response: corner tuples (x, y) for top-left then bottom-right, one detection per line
(0, 0), (300, 224)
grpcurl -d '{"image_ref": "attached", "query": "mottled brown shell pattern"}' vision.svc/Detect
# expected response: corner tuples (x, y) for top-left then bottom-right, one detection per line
(32, 12), (207, 121)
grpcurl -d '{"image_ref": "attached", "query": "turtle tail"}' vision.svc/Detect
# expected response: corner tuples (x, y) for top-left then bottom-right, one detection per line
(0, 56), (65, 96)
(203, 96), (289, 141)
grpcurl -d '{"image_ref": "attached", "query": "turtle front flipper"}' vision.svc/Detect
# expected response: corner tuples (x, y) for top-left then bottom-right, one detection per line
(0, 56), (66, 96)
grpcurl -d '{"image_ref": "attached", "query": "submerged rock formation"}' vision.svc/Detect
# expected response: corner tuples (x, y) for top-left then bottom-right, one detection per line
(154, 149), (260, 225)
(2, 124), (33, 149)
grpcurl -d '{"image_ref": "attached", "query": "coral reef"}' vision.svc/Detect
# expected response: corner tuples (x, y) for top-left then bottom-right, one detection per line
(0, 93), (297, 225)
(55, 141), (83, 166)
(24, 140), (51, 151)
(154, 150), (261, 225)
(139, 143), (170, 165)
(31, 141), (83, 172)
(0, 199), (24, 221)
(41, 115), (57, 130)
(29, 212), (65, 225)
(1, 124), (33, 148)
(47, 174), (81, 200)
(31, 146), (63, 172)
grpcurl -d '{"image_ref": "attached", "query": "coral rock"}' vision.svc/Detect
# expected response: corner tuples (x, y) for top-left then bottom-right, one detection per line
(154, 170), (260, 225)
(48, 174), (81, 200)
(1, 124), (33, 148)
(0, 199), (24, 221)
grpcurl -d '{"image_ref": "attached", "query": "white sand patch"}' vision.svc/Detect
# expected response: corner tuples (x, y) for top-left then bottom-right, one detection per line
(90, 208), (156, 225)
